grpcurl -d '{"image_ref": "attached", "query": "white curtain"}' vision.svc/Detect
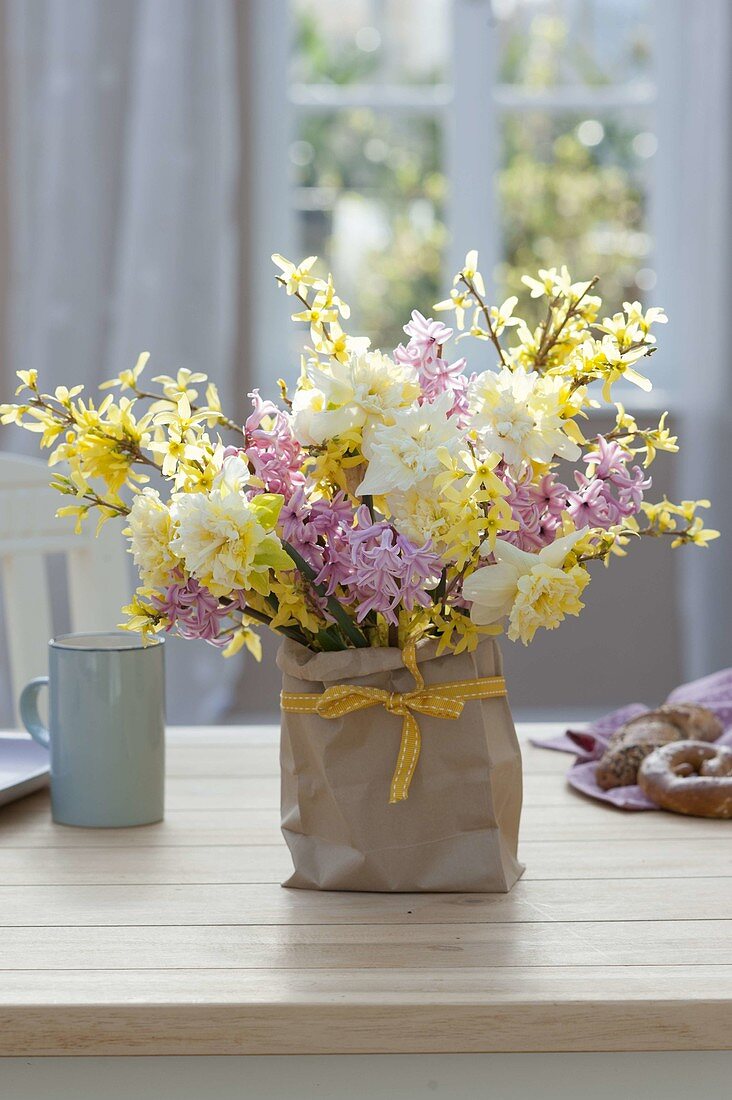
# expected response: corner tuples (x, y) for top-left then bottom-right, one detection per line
(3, 0), (241, 722)
(661, 0), (732, 679)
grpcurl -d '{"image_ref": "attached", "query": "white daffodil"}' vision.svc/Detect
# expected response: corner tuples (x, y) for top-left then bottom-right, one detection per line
(289, 383), (329, 446)
(357, 392), (464, 497)
(387, 487), (453, 552)
(462, 529), (588, 644)
(468, 365), (580, 469)
(125, 488), (179, 587)
(170, 490), (291, 597)
(289, 350), (418, 446)
(212, 450), (251, 495)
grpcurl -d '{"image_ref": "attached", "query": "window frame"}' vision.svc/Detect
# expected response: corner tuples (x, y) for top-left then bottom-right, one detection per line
(250, 0), (681, 409)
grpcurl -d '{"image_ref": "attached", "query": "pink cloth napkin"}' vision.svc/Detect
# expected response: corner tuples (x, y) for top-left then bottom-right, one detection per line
(530, 668), (732, 810)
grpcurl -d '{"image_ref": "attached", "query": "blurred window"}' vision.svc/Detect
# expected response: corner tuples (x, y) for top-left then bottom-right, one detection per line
(283, 0), (660, 387)
(289, 0), (450, 351)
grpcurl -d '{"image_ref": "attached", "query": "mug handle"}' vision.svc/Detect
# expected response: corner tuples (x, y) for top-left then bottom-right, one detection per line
(20, 677), (50, 749)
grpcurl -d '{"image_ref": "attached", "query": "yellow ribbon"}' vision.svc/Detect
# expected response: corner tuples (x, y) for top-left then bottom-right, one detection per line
(280, 644), (507, 803)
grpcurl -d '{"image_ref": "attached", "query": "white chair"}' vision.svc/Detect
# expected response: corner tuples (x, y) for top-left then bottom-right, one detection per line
(0, 452), (133, 725)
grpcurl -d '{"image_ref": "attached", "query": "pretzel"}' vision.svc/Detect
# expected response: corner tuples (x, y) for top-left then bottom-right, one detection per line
(638, 741), (732, 819)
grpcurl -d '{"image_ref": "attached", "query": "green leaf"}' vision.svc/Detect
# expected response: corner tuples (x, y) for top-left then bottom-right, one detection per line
(249, 493), (285, 531)
(254, 534), (294, 573)
(316, 628), (343, 652)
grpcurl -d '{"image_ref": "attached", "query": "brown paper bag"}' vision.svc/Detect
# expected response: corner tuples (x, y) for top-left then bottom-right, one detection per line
(277, 637), (524, 892)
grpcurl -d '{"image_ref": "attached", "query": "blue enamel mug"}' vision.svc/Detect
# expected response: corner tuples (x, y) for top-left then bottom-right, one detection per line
(19, 632), (165, 827)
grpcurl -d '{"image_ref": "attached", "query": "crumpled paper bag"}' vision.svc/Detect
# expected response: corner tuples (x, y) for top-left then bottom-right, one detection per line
(277, 637), (525, 892)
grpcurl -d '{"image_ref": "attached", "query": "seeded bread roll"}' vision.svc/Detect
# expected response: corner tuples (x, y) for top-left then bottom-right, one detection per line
(596, 718), (683, 790)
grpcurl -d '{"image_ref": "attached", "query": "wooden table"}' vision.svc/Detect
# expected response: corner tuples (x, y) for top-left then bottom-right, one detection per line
(0, 724), (730, 1099)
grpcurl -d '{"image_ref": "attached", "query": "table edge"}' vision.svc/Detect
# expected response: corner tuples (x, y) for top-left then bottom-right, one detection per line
(1, 999), (731, 1057)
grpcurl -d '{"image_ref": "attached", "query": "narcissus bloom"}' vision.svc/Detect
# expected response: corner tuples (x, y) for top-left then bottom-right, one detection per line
(509, 560), (590, 645)
(358, 392), (463, 496)
(463, 528), (589, 644)
(290, 350), (418, 446)
(125, 488), (179, 587)
(170, 490), (291, 598)
(0, 249), (711, 656)
(469, 366), (580, 469)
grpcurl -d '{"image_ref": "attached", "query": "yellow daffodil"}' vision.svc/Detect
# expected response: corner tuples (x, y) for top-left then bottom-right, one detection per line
(463, 529), (589, 644)
(124, 488), (179, 586)
(170, 490), (291, 598)
(0, 254), (717, 659)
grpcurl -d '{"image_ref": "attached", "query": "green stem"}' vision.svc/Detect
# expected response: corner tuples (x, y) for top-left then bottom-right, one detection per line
(532, 276), (599, 373)
(282, 540), (369, 649)
(315, 628), (343, 652)
(237, 603), (309, 647)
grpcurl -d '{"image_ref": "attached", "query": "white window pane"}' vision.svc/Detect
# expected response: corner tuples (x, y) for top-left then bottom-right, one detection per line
(498, 110), (654, 314)
(292, 0), (451, 86)
(293, 110), (444, 348)
(493, 0), (653, 88)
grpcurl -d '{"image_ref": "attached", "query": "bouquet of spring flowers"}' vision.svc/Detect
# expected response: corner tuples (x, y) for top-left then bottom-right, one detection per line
(1, 251), (716, 658)
(0, 252), (718, 893)
(0, 255), (717, 893)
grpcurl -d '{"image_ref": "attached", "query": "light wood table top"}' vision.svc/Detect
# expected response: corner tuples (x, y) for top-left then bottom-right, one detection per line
(0, 724), (730, 1057)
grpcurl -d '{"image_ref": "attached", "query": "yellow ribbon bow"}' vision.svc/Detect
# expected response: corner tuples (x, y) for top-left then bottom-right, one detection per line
(280, 644), (507, 803)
